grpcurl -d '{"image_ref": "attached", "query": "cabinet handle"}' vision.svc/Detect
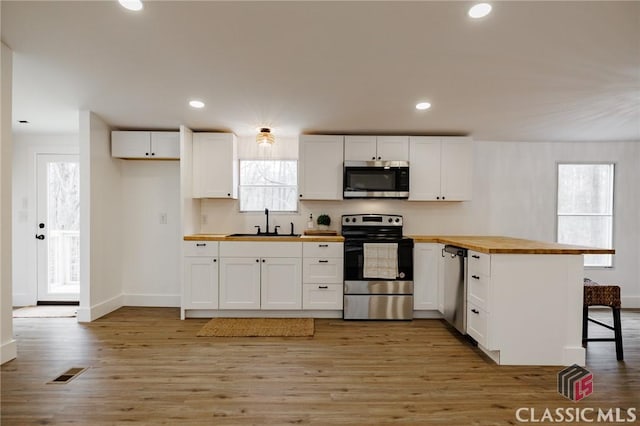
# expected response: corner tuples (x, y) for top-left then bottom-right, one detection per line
(371, 156), (376, 160)
(442, 196), (446, 200)
(299, 194), (303, 198)
(377, 156), (381, 160)
(472, 255), (480, 259)
(318, 260), (329, 263)
(255, 259), (259, 263)
(471, 275), (480, 280)
(262, 259), (266, 263)
(227, 193), (231, 197)
(318, 285), (328, 289)
(145, 152), (150, 156)
(318, 244), (328, 247)
(213, 259), (217, 263)
(471, 309), (480, 314)
(436, 196), (440, 200)
(196, 243), (206, 247)
(151, 152), (156, 156)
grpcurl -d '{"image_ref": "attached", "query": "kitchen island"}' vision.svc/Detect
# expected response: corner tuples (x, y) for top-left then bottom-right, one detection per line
(410, 235), (614, 366)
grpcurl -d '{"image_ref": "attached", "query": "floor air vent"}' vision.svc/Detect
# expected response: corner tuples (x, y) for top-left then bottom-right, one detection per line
(48, 367), (87, 384)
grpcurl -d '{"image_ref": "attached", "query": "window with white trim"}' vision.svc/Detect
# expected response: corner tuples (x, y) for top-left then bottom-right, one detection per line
(557, 163), (614, 267)
(239, 160), (297, 212)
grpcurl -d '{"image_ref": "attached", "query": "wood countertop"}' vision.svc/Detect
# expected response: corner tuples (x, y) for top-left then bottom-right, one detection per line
(408, 235), (615, 255)
(184, 234), (344, 242)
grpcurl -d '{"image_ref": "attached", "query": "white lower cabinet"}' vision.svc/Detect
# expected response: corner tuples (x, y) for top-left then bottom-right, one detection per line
(413, 243), (442, 311)
(182, 242), (219, 310)
(466, 301), (488, 347)
(219, 257), (261, 309)
(261, 257), (302, 310)
(302, 242), (343, 310)
(219, 242), (303, 310)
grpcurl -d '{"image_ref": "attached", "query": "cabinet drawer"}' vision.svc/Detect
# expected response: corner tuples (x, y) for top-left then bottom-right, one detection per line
(183, 241), (219, 257)
(466, 302), (488, 348)
(303, 258), (343, 284)
(303, 242), (343, 258)
(467, 273), (489, 311)
(303, 284), (343, 310)
(468, 251), (490, 277)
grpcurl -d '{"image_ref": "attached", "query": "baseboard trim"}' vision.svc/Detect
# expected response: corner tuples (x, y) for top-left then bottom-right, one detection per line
(77, 294), (123, 323)
(621, 296), (639, 309)
(122, 294), (180, 307)
(1, 339), (17, 365)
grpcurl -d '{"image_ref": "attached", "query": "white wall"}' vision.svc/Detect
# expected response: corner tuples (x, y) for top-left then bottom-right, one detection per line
(120, 160), (180, 306)
(196, 138), (640, 307)
(11, 133), (78, 306)
(1, 42), (17, 364)
(78, 111), (123, 321)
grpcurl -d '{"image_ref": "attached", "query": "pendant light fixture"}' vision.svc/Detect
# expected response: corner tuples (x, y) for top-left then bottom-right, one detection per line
(256, 128), (275, 146)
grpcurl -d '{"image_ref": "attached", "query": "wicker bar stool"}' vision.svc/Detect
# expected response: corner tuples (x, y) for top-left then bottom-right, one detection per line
(582, 278), (623, 360)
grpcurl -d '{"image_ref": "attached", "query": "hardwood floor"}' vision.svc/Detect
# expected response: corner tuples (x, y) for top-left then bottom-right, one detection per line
(2, 307), (639, 425)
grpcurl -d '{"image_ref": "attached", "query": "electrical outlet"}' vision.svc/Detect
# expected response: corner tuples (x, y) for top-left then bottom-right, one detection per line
(160, 213), (167, 224)
(201, 214), (208, 225)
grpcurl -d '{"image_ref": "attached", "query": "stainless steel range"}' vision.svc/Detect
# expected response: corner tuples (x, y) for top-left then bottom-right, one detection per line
(342, 214), (414, 320)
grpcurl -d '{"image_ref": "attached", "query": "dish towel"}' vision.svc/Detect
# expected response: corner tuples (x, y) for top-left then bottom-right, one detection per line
(363, 243), (398, 279)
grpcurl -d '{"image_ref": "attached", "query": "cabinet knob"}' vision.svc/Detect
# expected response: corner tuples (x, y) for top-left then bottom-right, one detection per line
(227, 193), (231, 197)
(436, 196), (440, 200)
(299, 194), (303, 198)
(371, 156), (376, 160)
(255, 259), (259, 263)
(262, 259), (266, 263)
(377, 156), (381, 160)
(442, 196), (446, 200)
(151, 152), (156, 156)
(213, 259), (217, 263)
(145, 152), (150, 156)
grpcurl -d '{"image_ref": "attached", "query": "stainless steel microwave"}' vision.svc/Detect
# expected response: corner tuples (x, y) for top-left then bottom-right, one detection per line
(343, 161), (410, 198)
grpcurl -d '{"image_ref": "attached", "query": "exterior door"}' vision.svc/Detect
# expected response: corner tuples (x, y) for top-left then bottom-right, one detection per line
(36, 154), (80, 302)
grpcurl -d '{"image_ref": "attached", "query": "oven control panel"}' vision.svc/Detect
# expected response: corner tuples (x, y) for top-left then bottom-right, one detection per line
(342, 214), (403, 226)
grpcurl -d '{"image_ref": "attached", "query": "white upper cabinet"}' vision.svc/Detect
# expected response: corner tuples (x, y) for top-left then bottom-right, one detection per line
(344, 135), (409, 161)
(408, 136), (473, 201)
(111, 131), (179, 159)
(298, 135), (344, 200)
(192, 132), (238, 199)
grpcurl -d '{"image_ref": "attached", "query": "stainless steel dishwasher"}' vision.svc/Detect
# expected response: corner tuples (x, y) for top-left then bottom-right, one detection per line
(442, 245), (468, 334)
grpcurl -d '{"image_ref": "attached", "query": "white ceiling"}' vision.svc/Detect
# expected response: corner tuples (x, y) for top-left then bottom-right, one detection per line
(2, 1), (639, 142)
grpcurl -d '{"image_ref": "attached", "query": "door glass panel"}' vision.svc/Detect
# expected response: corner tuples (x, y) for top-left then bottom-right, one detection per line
(47, 161), (80, 295)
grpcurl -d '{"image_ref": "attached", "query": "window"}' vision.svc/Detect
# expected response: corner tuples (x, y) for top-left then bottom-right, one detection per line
(239, 160), (297, 212)
(557, 163), (614, 267)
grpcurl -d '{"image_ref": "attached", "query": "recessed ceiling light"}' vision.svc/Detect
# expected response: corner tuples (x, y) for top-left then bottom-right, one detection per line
(416, 102), (432, 111)
(468, 3), (492, 19)
(189, 100), (205, 109)
(118, 0), (143, 11)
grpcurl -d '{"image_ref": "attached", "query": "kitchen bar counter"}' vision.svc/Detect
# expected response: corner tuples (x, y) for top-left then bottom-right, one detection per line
(409, 235), (614, 255)
(184, 234), (344, 242)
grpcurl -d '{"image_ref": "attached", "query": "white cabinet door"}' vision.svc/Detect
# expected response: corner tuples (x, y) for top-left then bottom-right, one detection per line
(344, 135), (377, 161)
(150, 131), (180, 159)
(376, 136), (409, 161)
(413, 243), (441, 310)
(440, 137), (472, 201)
(219, 257), (261, 309)
(408, 136), (442, 201)
(111, 131), (151, 158)
(261, 257), (302, 310)
(193, 132), (238, 199)
(183, 257), (219, 309)
(299, 135), (344, 200)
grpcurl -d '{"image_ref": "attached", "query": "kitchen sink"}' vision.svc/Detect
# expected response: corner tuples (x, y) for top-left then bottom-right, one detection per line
(227, 233), (301, 238)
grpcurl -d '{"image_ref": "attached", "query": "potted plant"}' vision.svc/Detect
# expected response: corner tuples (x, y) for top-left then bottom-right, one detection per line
(317, 214), (331, 230)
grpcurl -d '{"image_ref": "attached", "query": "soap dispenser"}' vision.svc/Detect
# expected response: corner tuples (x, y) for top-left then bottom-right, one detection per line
(307, 213), (314, 230)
